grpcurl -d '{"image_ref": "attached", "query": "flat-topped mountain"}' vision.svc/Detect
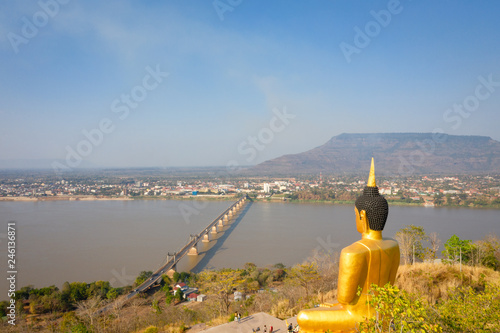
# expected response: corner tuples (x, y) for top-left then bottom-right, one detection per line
(249, 133), (500, 175)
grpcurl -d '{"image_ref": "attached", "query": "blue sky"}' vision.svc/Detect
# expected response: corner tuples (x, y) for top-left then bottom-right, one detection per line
(1, 0), (500, 168)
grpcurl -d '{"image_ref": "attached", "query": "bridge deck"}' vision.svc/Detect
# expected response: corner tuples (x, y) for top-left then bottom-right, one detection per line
(99, 196), (248, 311)
(133, 196), (247, 292)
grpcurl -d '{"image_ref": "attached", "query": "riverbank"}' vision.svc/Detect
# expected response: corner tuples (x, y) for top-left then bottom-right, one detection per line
(1, 194), (499, 209)
(255, 196), (500, 209)
(0, 195), (133, 202)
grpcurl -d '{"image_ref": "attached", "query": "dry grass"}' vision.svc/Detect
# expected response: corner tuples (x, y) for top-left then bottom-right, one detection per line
(395, 262), (500, 304)
(206, 315), (230, 327)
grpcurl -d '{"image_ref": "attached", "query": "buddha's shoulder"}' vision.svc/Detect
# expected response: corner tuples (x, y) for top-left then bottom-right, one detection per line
(342, 238), (398, 252)
(341, 241), (370, 255)
(382, 237), (399, 245)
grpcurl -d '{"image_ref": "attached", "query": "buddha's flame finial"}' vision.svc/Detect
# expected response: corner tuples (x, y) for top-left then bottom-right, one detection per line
(368, 157), (376, 187)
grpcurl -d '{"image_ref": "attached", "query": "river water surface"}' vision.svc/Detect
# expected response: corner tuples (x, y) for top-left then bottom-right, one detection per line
(1, 199), (499, 295)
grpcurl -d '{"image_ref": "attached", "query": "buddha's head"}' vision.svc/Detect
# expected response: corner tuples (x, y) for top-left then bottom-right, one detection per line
(354, 158), (388, 234)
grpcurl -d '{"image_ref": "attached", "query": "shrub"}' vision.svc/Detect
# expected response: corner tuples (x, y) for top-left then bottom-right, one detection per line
(357, 284), (442, 333)
(438, 283), (500, 333)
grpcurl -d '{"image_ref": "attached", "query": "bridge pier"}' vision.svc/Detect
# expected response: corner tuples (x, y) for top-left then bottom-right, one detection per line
(218, 219), (224, 227)
(188, 245), (198, 256)
(224, 214), (229, 222)
(167, 264), (177, 278)
(211, 225), (218, 234)
(202, 233), (210, 242)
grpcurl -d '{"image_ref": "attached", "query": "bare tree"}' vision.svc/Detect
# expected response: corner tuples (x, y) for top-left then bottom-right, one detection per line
(129, 298), (147, 331)
(288, 262), (321, 302)
(395, 225), (428, 265)
(429, 232), (441, 260)
(76, 297), (104, 331)
(110, 298), (125, 320)
(307, 250), (339, 299)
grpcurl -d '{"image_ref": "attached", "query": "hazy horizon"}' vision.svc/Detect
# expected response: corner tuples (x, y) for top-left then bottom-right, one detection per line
(1, 131), (499, 170)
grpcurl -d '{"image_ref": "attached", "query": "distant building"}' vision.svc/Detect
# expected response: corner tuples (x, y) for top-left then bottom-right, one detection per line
(175, 283), (188, 291)
(263, 183), (270, 193)
(197, 294), (207, 302)
(379, 188), (392, 195)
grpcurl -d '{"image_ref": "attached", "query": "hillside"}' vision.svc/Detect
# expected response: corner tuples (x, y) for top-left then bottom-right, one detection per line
(249, 133), (500, 175)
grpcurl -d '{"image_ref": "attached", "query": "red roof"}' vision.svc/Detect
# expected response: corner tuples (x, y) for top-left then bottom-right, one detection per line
(188, 293), (199, 299)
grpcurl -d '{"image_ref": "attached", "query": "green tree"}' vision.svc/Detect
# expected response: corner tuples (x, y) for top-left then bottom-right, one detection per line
(357, 284), (442, 333)
(151, 299), (162, 314)
(165, 293), (175, 305)
(69, 282), (90, 303)
(134, 271), (153, 286)
(162, 274), (172, 285)
(88, 280), (111, 299)
(175, 289), (184, 303)
(106, 289), (118, 300)
(443, 235), (474, 264)
(62, 281), (71, 294)
(179, 272), (191, 282)
(60, 311), (87, 333)
(395, 225), (428, 264)
(273, 268), (287, 282)
(0, 300), (9, 317)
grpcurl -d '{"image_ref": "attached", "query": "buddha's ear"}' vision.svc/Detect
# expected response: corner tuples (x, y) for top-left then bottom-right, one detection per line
(359, 210), (369, 232)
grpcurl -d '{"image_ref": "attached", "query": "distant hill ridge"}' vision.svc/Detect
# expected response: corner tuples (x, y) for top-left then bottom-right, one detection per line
(250, 133), (500, 175)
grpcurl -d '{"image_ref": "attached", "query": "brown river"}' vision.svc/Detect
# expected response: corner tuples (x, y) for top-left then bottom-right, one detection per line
(0, 199), (499, 295)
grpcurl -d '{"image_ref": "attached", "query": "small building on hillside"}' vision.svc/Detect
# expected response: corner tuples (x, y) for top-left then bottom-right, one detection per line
(175, 282), (188, 291)
(234, 291), (244, 301)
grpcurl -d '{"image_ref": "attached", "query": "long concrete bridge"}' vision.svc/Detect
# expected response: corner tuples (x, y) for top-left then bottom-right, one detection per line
(100, 195), (248, 312)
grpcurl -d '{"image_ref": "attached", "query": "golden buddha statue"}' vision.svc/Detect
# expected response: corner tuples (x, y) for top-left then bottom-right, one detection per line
(297, 158), (400, 333)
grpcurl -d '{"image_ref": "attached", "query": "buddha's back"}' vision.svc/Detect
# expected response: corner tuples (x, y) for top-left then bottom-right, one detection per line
(339, 237), (400, 315)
